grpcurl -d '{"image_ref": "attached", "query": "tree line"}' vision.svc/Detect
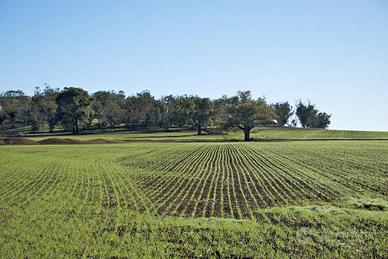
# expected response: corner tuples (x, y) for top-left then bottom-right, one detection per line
(0, 86), (331, 141)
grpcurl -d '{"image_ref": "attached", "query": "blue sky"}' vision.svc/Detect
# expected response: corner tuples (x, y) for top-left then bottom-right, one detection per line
(1, 0), (387, 130)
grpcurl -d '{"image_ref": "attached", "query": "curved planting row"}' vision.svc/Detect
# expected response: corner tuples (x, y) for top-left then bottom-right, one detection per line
(1, 141), (387, 223)
(129, 143), (342, 219)
(266, 144), (388, 195)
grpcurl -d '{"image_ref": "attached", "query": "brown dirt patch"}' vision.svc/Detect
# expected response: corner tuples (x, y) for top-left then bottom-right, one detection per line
(0, 137), (37, 145)
(0, 137), (126, 145)
(38, 138), (124, 145)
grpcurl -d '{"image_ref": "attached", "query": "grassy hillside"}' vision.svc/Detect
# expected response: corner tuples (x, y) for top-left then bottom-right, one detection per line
(0, 141), (387, 257)
(253, 127), (388, 139)
(2, 127), (388, 144)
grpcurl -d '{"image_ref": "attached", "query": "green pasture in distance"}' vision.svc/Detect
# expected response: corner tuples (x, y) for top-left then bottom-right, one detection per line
(14, 127), (388, 143)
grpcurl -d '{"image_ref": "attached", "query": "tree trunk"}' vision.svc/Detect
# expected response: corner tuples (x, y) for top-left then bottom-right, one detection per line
(197, 124), (202, 135)
(73, 118), (79, 134)
(243, 128), (251, 141)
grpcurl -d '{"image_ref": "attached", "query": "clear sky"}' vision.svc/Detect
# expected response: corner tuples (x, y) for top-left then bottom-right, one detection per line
(1, 0), (387, 130)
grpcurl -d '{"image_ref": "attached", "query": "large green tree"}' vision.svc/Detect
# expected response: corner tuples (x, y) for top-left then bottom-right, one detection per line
(126, 91), (159, 129)
(295, 101), (331, 128)
(192, 97), (213, 135)
(226, 91), (277, 141)
(271, 101), (293, 126)
(312, 112), (331, 128)
(0, 90), (29, 128)
(295, 101), (317, 128)
(56, 87), (91, 134)
(92, 90), (126, 128)
(173, 95), (194, 130)
(158, 95), (177, 130)
(30, 85), (59, 133)
(211, 95), (230, 130)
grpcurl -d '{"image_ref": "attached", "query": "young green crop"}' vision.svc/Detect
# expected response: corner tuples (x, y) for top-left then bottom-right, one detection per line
(0, 141), (387, 257)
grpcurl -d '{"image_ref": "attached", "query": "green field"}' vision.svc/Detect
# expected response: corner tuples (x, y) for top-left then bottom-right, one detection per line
(0, 140), (387, 257)
(253, 127), (388, 139)
(6, 127), (388, 143)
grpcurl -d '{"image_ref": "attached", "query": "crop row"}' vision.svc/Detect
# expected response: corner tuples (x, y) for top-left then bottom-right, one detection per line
(129, 144), (342, 219)
(1, 141), (387, 224)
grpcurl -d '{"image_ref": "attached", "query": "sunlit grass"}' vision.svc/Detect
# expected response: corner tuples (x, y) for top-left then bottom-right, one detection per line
(0, 141), (387, 257)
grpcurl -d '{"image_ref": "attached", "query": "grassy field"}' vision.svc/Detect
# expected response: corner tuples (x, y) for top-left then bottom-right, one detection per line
(0, 140), (387, 257)
(3, 127), (387, 143)
(253, 127), (388, 139)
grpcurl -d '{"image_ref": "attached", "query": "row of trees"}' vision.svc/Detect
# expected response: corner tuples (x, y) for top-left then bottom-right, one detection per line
(0, 86), (331, 140)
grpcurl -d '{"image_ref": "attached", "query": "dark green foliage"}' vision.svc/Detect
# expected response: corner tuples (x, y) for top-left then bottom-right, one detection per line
(174, 95), (195, 129)
(312, 112), (331, 128)
(92, 90), (126, 128)
(56, 87), (92, 134)
(271, 101), (293, 126)
(0, 112), (5, 124)
(30, 85), (59, 133)
(125, 90), (160, 129)
(295, 101), (317, 128)
(0, 90), (29, 128)
(192, 97), (213, 134)
(158, 95), (178, 130)
(1, 86), (332, 139)
(226, 91), (277, 141)
(296, 101), (331, 128)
